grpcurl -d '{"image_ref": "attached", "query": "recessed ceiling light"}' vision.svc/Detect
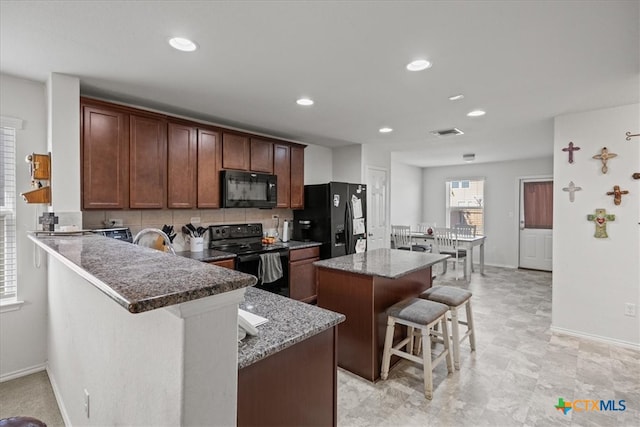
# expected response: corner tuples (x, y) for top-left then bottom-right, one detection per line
(379, 127), (393, 133)
(168, 37), (198, 52)
(406, 59), (432, 71)
(463, 153), (475, 162)
(449, 94), (465, 101)
(296, 98), (314, 106)
(467, 110), (486, 117)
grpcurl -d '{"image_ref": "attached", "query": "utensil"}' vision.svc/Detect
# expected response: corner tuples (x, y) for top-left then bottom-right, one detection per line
(186, 223), (198, 236)
(196, 226), (206, 237)
(182, 225), (193, 237)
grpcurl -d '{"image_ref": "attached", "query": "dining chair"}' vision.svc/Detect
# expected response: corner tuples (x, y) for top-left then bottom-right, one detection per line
(391, 225), (426, 252)
(432, 227), (467, 280)
(454, 224), (476, 271)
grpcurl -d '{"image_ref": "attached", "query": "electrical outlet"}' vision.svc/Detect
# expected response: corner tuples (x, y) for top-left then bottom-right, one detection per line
(83, 389), (90, 418)
(624, 303), (636, 317)
(108, 218), (123, 227)
(190, 217), (201, 224)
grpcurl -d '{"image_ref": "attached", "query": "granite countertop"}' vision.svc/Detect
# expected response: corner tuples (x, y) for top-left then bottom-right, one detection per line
(238, 287), (345, 369)
(29, 233), (257, 314)
(313, 248), (450, 279)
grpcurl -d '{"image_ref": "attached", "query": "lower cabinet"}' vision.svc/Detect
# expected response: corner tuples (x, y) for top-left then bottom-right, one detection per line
(289, 246), (320, 303)
(209, 259), (235, 269)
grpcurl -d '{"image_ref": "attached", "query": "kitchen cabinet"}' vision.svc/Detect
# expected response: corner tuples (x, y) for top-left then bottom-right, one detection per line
(222, 132), (250, 170)
(209, 258), (235, 269)
(290, 145), (305, 209)
(273, 144), (290, 208)
(129, 114), (167, 209)
(197, 128), (222, 208)
(167, 121), (197, 208)
(289, 246), (320, 303)
(249, 138), (273, 173)
(81, 104), (129, 209)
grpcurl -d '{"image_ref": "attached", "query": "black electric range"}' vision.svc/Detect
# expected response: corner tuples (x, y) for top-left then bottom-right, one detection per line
(209, 223), (290, 297)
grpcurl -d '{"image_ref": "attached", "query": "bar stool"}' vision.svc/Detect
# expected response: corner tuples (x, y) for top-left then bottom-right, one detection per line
(380, 298), (453, 399)
(420, 286), (476, 370)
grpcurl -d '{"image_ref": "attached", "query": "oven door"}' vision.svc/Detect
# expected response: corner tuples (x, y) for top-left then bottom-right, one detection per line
(235, 249), (289, 297)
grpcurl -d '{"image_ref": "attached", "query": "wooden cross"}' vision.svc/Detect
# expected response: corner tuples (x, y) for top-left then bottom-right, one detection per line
(561, 141), (580, 163)
(38, 212), (59, 232)
(592, 147), (617, 174)
(562, 181), (582, 202)
(606, 185), (629, 206)
(587, 208), (615, 238)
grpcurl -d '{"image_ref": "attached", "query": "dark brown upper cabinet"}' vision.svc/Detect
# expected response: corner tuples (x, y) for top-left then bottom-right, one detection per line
(197, 127), (222, 208)
(129, 114), (167, 209)
(250, 138), (274, 173)
(167, 121), (197, 208)
(290, 145), (305, 209)
(222, 132), (250, 170)
(274, 144), (291, 208)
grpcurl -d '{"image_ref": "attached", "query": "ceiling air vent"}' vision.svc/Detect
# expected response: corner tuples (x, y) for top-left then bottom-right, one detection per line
(430, 128), (464, 137)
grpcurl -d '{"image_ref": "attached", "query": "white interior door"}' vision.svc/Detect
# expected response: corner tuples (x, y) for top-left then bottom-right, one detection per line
(366, 166), (388, 250)
(519, 178), (553, 271)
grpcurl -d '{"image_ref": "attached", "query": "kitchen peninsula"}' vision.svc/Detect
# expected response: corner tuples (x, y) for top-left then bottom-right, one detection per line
(314, 248), (449, 381)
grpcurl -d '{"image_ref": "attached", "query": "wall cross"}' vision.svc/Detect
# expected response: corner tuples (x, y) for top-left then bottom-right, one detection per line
(562, 181), (582, 202)
(38, 212), (59, 232)
(561, 141), (580, 164)
(606, 185), (629, 206)
(592, 147), (617, 174)
(587, 208), (615, 239)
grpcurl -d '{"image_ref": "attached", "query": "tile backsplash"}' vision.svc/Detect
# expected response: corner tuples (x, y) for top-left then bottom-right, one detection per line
(83, 208), (293, 252)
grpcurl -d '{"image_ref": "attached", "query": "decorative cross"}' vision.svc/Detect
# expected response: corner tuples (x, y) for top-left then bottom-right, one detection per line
(561, 142), (580, 164)
(38, 212), (59, 232)
(592, 147), (618, 174)
(606, 185), (629, 206)
(562, 181), (582, 202)
(587, 208), (615, 239)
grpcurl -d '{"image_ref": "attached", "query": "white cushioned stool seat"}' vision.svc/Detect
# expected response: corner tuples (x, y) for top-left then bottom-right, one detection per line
(420, 285), (476, 370)
(380, 298), (453, 399)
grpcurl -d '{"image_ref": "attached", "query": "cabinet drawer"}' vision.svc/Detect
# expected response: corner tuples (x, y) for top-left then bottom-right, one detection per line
(209, 258), (235, 269)
(289, 246), (320, 262)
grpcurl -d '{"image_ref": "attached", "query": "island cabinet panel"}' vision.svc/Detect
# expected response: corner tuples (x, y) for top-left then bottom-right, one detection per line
(222, 132), (250, 170)
(167, 122), (197, 208)
(129, 114), (167, 208)
(197, 128), (222, 208)
(289, 246), (320, 302)
(249, 138), (273, 173)
(209, 258), (235, 269)
(273, 144), (291, 208)
(290, 145), (305, 209)
(81, 105), (129, 209)
(237, 327), (338, 427)
(317, 266), (432, 382)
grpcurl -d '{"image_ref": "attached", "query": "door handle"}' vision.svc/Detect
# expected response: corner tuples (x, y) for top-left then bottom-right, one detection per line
(368, 233), (373, 237)
(519, 220), (525, 230)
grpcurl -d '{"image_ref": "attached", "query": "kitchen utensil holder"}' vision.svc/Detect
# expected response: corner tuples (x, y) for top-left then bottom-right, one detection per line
(190, 236), (204, 252)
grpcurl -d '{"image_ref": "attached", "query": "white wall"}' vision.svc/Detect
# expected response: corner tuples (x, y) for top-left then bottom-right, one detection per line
(304, 143), (333, 184)
(332, 144), (362, 183)
(0, 74), (48, 379)
(422, 156), (553, 268)
(390, 161), (422, 228)
(552, 104), (639, 346)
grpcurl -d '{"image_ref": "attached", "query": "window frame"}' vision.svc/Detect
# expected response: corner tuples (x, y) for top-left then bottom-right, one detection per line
(445, 177), (485, 235)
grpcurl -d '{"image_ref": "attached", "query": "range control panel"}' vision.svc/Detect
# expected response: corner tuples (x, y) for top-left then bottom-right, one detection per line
(208, 223), (263, 241)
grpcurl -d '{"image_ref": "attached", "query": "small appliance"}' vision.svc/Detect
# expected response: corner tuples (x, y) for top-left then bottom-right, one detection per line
(92, 227), (133, 243)
(220, 170), (277, 208)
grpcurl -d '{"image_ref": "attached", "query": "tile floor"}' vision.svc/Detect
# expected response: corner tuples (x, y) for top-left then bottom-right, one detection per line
(336, 265), (640, 426)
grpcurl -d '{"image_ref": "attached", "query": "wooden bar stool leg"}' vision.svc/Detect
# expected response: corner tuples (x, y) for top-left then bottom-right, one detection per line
(421, 327), (434, 400)
(407, 326), (415, 354)
(440, 317), (454, 374)
(450, 307), (461, 369)
(380, 317), (396, 380)
(466, 300), (476, 351)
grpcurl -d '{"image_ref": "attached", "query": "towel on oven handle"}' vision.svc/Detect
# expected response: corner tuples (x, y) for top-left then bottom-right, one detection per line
(258, 252), (283, 284)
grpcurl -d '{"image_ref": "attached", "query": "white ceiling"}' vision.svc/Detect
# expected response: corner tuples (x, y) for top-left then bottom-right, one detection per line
(1, 1), (638, 167)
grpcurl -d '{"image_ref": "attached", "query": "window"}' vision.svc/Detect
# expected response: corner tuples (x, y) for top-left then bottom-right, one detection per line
(446, 178), (484, 235)
(1, 126), (17, 303)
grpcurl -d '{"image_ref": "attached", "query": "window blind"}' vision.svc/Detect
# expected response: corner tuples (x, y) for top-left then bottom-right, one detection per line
(1, 126), (17, 302)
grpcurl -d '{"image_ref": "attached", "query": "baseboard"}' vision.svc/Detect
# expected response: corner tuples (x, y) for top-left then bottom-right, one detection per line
(46, 365), (72, 427)
(550, 325), (640, 350)
(0, 363), (46, 382)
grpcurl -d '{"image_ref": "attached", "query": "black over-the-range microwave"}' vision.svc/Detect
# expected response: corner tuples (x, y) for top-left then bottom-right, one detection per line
(221, 170), (277, 209)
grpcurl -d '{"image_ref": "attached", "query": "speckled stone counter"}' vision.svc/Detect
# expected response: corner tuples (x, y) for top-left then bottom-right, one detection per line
(29, 233), (257, 313)
(174, 248), (237, 263)
(238, 286), (344, 369)
(313, 247), (449, 279)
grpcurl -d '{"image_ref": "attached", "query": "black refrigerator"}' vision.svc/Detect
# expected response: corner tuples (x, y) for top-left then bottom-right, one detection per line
(293, 182), (367, 259)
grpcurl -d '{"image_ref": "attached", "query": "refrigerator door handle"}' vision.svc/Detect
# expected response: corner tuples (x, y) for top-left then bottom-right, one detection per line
(345, 199), (352, 254)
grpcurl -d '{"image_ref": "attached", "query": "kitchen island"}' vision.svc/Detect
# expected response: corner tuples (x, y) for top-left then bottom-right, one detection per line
(314, 248), (449, 382)
(29, 233), (255, 426)
(237, 287), (344, 426)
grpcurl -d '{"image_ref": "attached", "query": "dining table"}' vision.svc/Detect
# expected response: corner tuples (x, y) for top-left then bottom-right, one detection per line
(409, 231), (487, 279)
